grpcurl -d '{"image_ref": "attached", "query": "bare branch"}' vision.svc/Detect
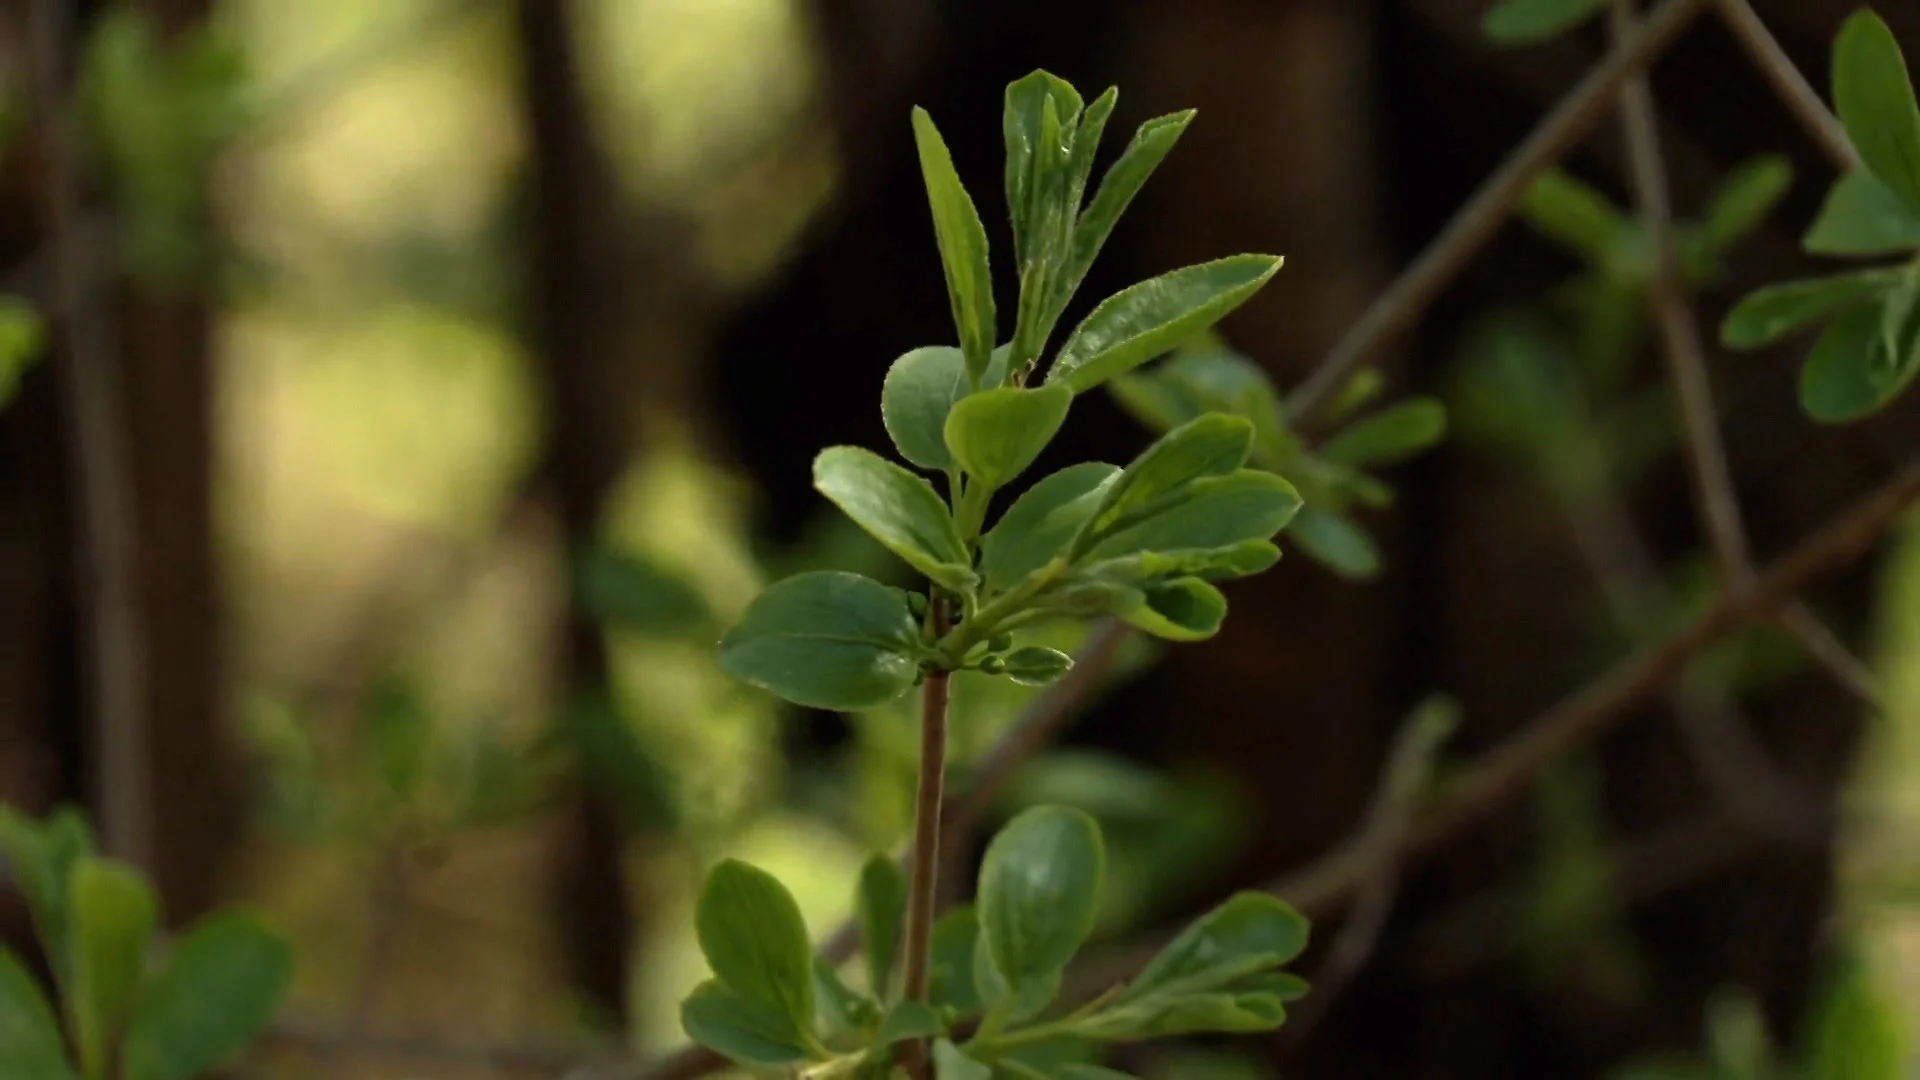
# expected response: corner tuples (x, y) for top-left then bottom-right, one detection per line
(28, 0), (153, 870)
(1282, 701), (1456, 1044)
(1283, 0), (1710, 424)
(1712, 0), (1860, 172)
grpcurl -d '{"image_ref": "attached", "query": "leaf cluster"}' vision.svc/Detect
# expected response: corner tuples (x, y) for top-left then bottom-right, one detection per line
(719, 71), (1297, 712)
(0, 807), (293, 1080)
(1721, 11), (1920, 422)
(681, 806), (1310, 1079)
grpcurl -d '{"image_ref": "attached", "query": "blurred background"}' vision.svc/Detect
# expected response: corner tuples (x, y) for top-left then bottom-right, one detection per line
(2, 0), (1919, 1076)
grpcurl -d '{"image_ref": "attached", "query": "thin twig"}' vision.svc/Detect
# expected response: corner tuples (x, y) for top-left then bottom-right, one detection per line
(1064, 462), (1916, 997)
(1283, 0), (1710, 424)
(1711, 0), (1861, 172)
(28, 0), (152, 869)
(1281, 702), (1456, 1044)
(1610, 0), (1882, 712)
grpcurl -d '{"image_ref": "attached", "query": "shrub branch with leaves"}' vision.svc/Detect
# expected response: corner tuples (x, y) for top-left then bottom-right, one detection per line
(699, 71), (1311, 1080)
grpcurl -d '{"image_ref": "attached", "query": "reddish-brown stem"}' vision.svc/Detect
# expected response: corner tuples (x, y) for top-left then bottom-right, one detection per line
(899, 599), (952, 1080)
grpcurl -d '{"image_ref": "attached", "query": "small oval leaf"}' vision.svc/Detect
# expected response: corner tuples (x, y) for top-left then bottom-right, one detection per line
(120, 914), (293, 1080)
(1116, 577), (1228, 641)
(718, 571), (921, 711)
(982, 463), (1121, 591)
(978, 806), (1105, 1000)
(68, 856), (160, 1076)
(1804, 171), (1920, 255)
(680, 979), (817, 1067)
(1798, 302), (1913, 423)
(944, 384), (1073, 490)
(999, 646), (1073, 686)
(694, 860), (816, 1037)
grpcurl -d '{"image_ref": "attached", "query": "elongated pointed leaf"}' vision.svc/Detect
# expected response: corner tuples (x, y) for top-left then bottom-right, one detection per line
(1120, 892), (1309, 1005)
(695, 860), (816, 1040)
(1049, 256), (1282, 394)
(68, 857), (159, 1077)
(982, 463), (1120, 591)
(1011, 95), (1079, 367)
(1481, 0), (1607, 44)
(120, 914), (292, 1080)
(1286, 505), (1381, 580)
(719, 571), (920, 710)
(1004, 72), (1084, 270)
(814, 447), (973, 590)
(1084, 470), (1300, 562)
(1695, 155), (1793, 255)
(857, 855), (907, 999)
(912, 107), (997, 383)
(978, 807), (1104, 1009)
(944, 384), (1072, 490)
(1052, 112), (1196, 326)
(882, 345), (1010, 470)
(681, 979), (817, 1067)
(1805, 171), (1920, 254)
(1318, 398), (1448, 468)
(1079, 414), (1254, 550)
(1833, 10), (1920, 212)
(1798, 301), (1916, 423)
(1516, 168), (1632, 264)
(1077, 988), (1289, 1040)
(1115, 577), (1227, 641)
(1721, 270), (1900, 348)
(1065, 87), (1117, 221)
(0, 951), (74, 1080)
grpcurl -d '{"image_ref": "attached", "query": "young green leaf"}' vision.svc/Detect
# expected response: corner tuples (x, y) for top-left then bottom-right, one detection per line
(874, 1000), (946, 1046)
(812, 956), (874, 1037)
(1694, 155), (1794, 255)
(883, 345), (1009, 471)
(1048, 256), (1283, 394)
(1076, 988), (1289, 1040)
(1004, 72), (1085, 271)
(1115, 578), (1228, 641)
(814, 447), (974, 590)
(1120, 892), (1309, 1005)
(1286, 505), (1382, 580)
(1051, 111), (1196, 327)
(718, 571), (921, 711)
(1317, 398), (1448, 468)
(934, 1038), (993, 1080)
(1804, 171), (1920, 255)
(999, 646), (1073, 686)
(981, 463), (1120, 591)
(0, 951), (73, 1080)
(944, 384), (1073, 490)
(1079, 414), (1255, 549)
(694, 860), (817, 1041)
(0, 807), (95, 982)
(1516, 168), (1632, 265)
(681, 979), (818, 1067)
(1083, 470), (1301, 563)
(857, 855), (907, 999)
(1833, 10), (1920, 212)
(977, 806), (1105, 1010)
(1064, 87), (1118, 225)
(1798, 302), (1913, 423)
(120, 914), (292, 1080)
(1481, 0), (1607, 44)
(912, 107), (997, 384)
(67, 857), (159, 1078)
(1720, 270), (1900, 349)
(1080, 539), (1282, 584)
